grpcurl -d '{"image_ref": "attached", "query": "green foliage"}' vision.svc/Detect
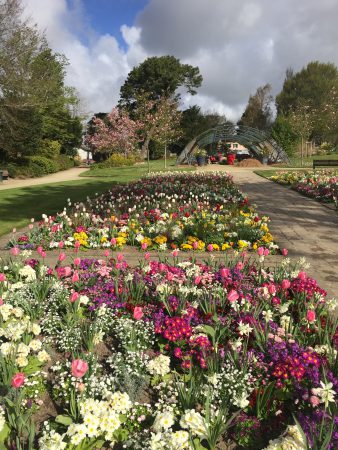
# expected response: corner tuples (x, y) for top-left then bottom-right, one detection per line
(27, 155), (59, 174)
(149, 140), (163, 160)
(93, 153), (141, 168)
(238, 84), (273, 130)
(119, 55), (202, 111)
(37, 139), (61, 159)
(0, 3), (83, 162)
(276, 61), (338, 142)
(271, 115), (299, 156)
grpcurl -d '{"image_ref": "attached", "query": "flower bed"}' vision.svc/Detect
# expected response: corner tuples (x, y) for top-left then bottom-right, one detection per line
(11, 172), (278, 252)
(269, 170), (338, 208)
(0, 250), (337, 449)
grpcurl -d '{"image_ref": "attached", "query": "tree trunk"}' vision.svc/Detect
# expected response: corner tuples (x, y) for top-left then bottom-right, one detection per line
(141, 127), (155, 159)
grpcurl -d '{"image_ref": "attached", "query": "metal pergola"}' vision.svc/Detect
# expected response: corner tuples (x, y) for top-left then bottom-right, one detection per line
(177, 123), (289, 164)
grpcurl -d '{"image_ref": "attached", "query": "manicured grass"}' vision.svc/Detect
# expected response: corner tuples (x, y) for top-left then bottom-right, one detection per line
(280, 153), (338, 168)
(0, 178), (120, 237)
(80, 158), (193, 179)
(0, 159), (195, 237)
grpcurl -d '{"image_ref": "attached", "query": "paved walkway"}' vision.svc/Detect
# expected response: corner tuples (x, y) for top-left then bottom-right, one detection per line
(0, 167), (89, 190)
(202, 165), (338, 297)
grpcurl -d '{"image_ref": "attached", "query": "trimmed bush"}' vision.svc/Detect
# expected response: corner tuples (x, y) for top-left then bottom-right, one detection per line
(92, 153), (142, 169)
(37, 140), (61, 159)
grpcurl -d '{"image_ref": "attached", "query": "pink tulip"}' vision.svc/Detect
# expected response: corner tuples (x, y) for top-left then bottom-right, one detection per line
(70, 292), (80, 303)
(0, 274), (6, 282)
(110, 238), (117, 246)
(298, 271), (307, 281)
(220, 267), (230, 278)
(58, 252), (66, 262)
(172, 249), (179, 257)
(72, 272), (79, 282)
(264, 248), (269, 256)
(282, 248), (288, 256)
(133, 306), (144, 320)
(104, 250), (110, 257)
(207, 244), (214, 252)
(71, 359), (88, 378)
(236, 262), (244, 270)
(141, 242), (148, 250)
(74, 241), (81, 249)
(192, 241), (199, 250)
(257, 247), (265, 256)
(272, 296), (281, 306)
(74, 258), (81, 266)
(228, 289), (239, 303)
(10, 247), (20, 256)
(117, 253), (124, 262)
(281, 279), (291, 290)
(159, 263), (166, 272)
(58, 241), (64, 249)
(115, 263), (122, 270)
(145, 252), (150, 260)
(167, 272), (174, 281)
(11, 373), (25, 388)
(0, 299), (3, 305)
(268, 284), (276, 295)
(306, 310), (316, 322)
(194, 276), (202, 285)
(41, 251), (46, 258)
(37, 246), (43, 255)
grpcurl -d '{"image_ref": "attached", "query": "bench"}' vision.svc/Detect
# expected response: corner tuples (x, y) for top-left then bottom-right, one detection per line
(313, 159), (338, 170)
(0, 170), (9, 181)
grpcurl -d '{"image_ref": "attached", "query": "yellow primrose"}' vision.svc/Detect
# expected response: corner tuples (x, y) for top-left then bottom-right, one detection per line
(222, 243), (231, 250)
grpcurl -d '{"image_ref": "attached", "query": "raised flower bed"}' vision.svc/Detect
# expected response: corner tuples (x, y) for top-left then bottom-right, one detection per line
(269, 170), (338, 209)
(0, 250), (337, 448)
(11, 172), (278, 253)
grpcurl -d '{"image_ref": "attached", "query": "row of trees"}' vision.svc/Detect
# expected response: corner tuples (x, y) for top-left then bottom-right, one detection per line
(0, 0), (82, 165)
(239, 62), (338, 156)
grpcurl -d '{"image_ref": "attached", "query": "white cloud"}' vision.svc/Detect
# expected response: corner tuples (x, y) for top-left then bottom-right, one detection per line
(22, 0), (338, 121)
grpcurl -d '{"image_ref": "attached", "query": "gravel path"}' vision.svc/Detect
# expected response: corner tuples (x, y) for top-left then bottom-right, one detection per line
(0, 167), (89, 190)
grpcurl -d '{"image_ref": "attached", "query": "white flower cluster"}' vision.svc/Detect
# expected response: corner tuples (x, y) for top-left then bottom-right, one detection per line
(147, 354), (171, 377)
(263, 424), (307, 450)
(0, 304), (47, 367)
(111, 315), (155, 351)
(208, 362), (253, 409)
(149, 429), (190, 450)
(18, 265), (37, 281)
(40, 393), (132, 447)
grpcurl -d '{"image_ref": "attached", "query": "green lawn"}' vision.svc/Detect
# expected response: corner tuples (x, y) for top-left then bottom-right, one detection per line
(0, 159), (194, 237)
(279, 153), (338, 168)
(80, 158), (193, 179)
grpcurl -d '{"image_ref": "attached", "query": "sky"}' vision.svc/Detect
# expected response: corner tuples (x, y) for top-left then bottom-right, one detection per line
(23, 0), (338, 121)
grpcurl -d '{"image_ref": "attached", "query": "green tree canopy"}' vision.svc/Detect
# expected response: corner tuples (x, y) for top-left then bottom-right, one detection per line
(276, 61), (338, 142)
(238, 84), (273, 130)
(0, 0), (82, 161)
(119, 55), (202, 111)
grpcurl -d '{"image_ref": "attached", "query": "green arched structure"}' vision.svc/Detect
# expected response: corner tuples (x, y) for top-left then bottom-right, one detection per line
(177, 123), (289, 164)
